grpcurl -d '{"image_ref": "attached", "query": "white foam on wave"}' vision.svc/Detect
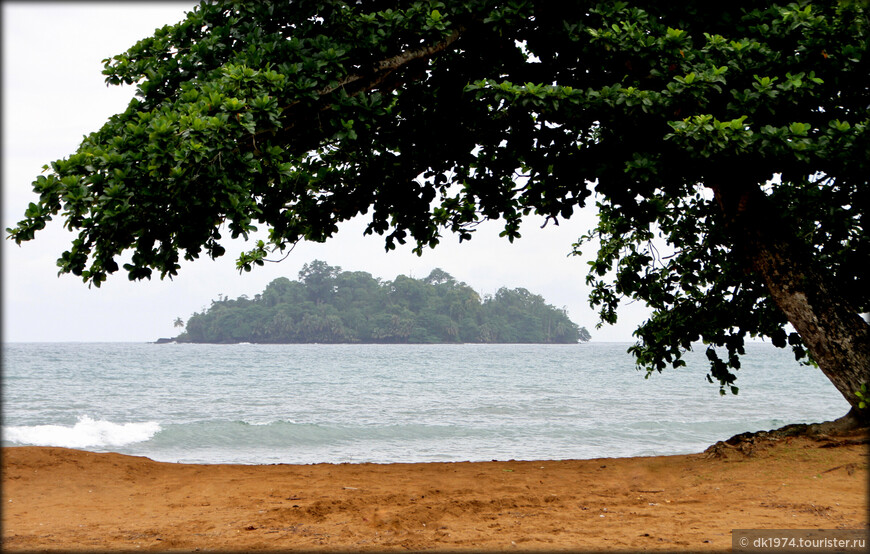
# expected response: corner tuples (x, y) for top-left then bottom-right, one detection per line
(3, 415), (161, 448)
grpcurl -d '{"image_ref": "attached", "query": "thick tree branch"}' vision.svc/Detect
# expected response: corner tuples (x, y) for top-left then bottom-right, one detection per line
(279, 27), (465, 114)
(242, 27), (466, 151)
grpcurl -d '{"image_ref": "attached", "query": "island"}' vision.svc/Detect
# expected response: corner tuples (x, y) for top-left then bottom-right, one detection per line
(171, 261), (590, 344)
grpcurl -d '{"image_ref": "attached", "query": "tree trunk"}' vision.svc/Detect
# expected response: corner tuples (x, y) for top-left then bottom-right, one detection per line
(710, 180), (870, 423)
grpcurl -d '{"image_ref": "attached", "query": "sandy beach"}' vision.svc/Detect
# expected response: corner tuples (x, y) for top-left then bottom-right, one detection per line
(2, 429), (867, 552)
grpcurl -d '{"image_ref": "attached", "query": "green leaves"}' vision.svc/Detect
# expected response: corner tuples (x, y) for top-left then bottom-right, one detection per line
(236, 240), (268, 272)
(221, 97), (246, 111)
(665, 115), (754, 158)
(788, 121), (811, 136)
(678, 72), (696, 84)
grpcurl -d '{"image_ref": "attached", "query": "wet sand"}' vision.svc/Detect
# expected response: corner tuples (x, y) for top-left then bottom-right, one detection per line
(2, 432), (867, 551)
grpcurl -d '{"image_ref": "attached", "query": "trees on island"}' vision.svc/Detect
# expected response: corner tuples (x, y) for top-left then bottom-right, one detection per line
(177, 261), (590, 344)
(6, 1), (868, 419)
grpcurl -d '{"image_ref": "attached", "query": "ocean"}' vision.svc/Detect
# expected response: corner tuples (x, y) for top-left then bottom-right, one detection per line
(1, 342), (848, 465)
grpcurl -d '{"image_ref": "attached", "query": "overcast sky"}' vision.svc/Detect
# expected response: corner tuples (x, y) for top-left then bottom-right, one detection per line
(2, 2), (649, 342)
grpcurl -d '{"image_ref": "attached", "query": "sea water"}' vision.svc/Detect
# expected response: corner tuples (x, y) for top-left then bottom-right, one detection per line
(1, 342), (848, 465)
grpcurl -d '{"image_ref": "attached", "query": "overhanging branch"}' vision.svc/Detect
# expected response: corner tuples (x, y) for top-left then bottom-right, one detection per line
(246, 26), (467, 150)
(279, 27), (466, 114)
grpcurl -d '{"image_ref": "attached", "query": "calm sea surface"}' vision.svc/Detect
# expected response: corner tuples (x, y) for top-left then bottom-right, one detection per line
(2, 342), (848, 464)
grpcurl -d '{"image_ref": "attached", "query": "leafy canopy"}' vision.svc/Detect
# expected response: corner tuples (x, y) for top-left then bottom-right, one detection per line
(7, 1), (868, 391)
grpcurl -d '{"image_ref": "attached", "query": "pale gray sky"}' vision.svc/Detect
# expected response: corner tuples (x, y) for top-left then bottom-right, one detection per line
(2, 2), (648, 342)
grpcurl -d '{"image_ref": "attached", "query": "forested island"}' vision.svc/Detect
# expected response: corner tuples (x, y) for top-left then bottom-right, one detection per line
(173, 261), (590, 344)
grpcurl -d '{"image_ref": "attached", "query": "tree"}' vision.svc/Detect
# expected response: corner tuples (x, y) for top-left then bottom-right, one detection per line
(298, 260), (341, 305)
(423, 268), (456, 286)
(6, 1), (868, 419)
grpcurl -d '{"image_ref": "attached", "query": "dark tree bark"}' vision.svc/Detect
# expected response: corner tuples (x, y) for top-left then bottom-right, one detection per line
(711, 180), (870, 423)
